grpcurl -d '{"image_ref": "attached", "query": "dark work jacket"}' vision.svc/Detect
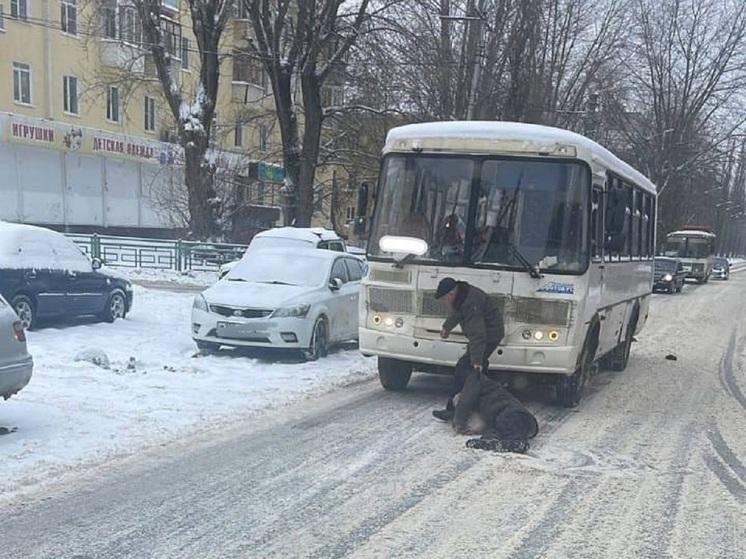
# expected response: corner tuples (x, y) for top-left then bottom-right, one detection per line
(453, 370), (539, 440)
(443, 283), (504, 367)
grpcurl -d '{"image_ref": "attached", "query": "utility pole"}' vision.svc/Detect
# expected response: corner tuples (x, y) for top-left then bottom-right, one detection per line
(466, 0), (487, 120)
(583, 92), (599, 139)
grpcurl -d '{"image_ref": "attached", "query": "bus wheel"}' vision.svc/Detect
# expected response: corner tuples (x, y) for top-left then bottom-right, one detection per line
(556, 349), (591, 408)
(601, 314), (637, 372)
(378, 357), (413, 391)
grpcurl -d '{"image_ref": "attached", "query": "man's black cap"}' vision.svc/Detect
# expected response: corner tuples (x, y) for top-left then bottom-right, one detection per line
(435, 277), (457, 299)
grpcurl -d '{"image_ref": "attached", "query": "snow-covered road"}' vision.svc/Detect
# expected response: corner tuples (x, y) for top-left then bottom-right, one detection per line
(0, 285), (375, 500)
(3, 273), (746, 558)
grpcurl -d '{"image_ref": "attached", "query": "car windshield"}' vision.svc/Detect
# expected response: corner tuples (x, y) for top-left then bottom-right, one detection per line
(664, 237), (712, 258)
(369, 155), (590, 273)
(249, 237), (316, 252)
(655, 259), (676, 272)
(227, 252), (328, 287)
(715, 258), (728, 267)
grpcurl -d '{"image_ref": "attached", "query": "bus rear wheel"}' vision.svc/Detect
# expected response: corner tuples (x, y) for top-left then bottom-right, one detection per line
(378, 357), (413, 391)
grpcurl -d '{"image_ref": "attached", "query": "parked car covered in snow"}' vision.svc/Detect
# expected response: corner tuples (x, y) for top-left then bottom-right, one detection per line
(0, 222), (133, 329)
(0, 294), (32, 400)
(217, 227), (347, 279)
(711, 257), (730, 280)
(193, 248), (365, 359)
(653, 257), (686, 293)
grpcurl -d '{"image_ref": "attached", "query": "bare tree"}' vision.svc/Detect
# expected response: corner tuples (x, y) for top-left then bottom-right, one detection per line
(239, 0), (372, 226)
(133, 0), (234, 240)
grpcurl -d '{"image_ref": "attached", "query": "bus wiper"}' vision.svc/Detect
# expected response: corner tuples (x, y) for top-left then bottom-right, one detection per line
(508, 243), (542, 279)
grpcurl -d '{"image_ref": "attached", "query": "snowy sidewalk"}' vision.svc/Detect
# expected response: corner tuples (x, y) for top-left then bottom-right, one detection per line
(0, 286), (375, 500)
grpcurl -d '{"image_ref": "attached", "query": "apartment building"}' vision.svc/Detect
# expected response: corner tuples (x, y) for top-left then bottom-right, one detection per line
(0, 0), (292, 238)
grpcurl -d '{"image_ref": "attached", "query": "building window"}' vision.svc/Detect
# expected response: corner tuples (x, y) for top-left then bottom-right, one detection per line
(102, 1), (116, 38)
(63, 75), (79, 114)
(10, 0), (27, 20)
(0, 4), (6, 30)
(61, 0), (77, 35)
(346, 206), (355, 222)
(259, 125), (270, 152)
(106, 85), (120, 122)
(234, 122), (243, 147)
(144, 96), (156, 131)
(180, 37), (190, 69)
(161, 16), (181, 57)
(233, 51), (266, 89)
(13, 62), (31, 104)
(119, 5), (141, 44)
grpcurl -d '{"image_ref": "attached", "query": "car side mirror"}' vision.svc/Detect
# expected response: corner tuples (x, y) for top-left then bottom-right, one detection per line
(91, 258), (103, 270)
(329, 278), (343, 291)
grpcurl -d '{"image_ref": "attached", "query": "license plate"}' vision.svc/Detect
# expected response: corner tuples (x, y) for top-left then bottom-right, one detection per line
(217, 321), (261, 339)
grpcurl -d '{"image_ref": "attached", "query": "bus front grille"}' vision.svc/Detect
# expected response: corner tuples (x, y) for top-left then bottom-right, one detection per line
(368, 287), (414, 314)
(369, 268), (412, 284)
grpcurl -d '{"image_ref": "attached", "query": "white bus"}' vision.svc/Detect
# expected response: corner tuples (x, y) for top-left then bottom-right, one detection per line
(359, 122), (657, 407)
(663, 229), (716, 283)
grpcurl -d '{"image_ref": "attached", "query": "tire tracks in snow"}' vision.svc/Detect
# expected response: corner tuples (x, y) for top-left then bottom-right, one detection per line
(705, 427), (746, 506)
(718, 328), (746, 412)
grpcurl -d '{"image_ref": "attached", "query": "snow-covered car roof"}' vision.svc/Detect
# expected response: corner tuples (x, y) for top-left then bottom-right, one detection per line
(667, 229), (717, 238)
(385, 121), (657, 195)
(253, 227), (342, 244)
(0, 221), (94, 272)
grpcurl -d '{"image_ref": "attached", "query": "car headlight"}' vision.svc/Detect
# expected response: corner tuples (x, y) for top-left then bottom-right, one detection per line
(272, 304), (310, 318)
(193, 294), (208, 312)
(663, 274), (673, 282)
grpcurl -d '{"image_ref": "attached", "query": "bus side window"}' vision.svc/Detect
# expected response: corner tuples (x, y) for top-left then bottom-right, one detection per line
(605, 175), (626, 260)
(591, 187), (603, 261)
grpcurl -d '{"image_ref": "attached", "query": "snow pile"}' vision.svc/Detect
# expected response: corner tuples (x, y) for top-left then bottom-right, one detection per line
(108, 266), (217, 288)
(0, 286), (375, 500)
(73, 349), (111, 370)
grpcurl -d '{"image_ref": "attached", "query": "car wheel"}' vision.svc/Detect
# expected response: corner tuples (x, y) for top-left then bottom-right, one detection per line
(102, 290), (127, 323)
(11, 295), (36, 330)
(196, 340), (221, 354)
(378, 357), (413, 391)
(305, 318), (329, 361)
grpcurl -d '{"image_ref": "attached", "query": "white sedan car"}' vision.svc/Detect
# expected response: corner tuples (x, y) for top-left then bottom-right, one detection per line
(0, 295), (33, 401)
(192, 249), (365, 359)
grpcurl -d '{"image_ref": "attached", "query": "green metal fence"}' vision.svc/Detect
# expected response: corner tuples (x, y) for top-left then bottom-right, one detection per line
(67, 234), (248, 272)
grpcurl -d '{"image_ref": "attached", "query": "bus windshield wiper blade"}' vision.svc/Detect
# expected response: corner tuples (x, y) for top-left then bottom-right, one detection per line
(508, 243), (542, 279)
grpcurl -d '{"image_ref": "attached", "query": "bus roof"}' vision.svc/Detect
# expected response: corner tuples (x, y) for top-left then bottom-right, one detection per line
(385, 121), (657, 195)
(667, 229), (717, 239)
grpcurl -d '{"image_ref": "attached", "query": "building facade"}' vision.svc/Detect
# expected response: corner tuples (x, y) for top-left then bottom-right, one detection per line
(0, 0), (290, 239)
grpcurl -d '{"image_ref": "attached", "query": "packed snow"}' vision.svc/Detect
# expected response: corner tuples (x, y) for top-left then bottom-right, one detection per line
(0, 285), (375, 501)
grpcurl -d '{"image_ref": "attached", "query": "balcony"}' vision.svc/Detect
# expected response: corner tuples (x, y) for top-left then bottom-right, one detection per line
(99, 40), (145, 73)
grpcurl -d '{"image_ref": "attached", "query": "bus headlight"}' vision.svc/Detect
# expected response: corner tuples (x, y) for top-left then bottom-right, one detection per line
(548, 331), (560, 342)
(533, 331), (545, 341)
(372, 314), (382, 325)
(395, 317), (404, 328)
(663, 274), (673, 282)
(522, 329), (532, 340)
(384, 317), (395, 327)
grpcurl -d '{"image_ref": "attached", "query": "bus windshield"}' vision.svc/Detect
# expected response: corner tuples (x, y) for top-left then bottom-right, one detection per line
(369, 155), (590, 273)
(664, 237), (712, 258)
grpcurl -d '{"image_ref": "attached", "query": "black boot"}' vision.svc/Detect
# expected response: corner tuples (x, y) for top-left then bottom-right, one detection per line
(432, 398), (455, 422)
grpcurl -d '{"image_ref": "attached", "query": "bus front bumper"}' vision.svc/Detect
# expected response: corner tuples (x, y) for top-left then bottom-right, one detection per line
(359, 328), (579, 376)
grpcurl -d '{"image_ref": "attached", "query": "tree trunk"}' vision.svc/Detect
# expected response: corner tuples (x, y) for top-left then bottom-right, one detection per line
(294, 71), (325, 227)
(182, 131), (219, 240)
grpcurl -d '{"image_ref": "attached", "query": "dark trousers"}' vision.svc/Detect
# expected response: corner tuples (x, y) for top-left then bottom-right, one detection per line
(451, 342), (499, 398)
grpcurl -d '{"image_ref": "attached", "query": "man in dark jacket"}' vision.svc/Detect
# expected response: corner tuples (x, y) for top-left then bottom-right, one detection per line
(432, 277), (504, 417)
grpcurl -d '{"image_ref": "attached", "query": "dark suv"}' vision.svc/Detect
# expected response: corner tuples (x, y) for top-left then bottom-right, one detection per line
(0, 223), (133, 329)
(653, 257), (687, 294)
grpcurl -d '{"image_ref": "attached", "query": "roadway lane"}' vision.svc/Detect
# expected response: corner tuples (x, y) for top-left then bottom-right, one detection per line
(3, 274), (746, 558)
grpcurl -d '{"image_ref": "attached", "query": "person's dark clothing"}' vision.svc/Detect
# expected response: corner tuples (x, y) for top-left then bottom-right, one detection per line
(451, 341), (499, 398)
(453, 369), (538, 453)
(442, 283), (504, 369)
